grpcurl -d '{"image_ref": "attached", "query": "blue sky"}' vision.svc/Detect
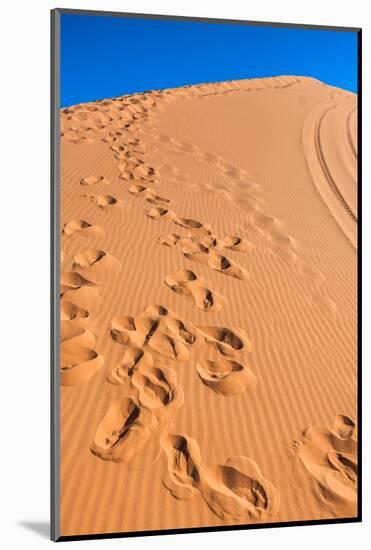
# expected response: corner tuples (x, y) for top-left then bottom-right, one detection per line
(60, 13), (358, 107)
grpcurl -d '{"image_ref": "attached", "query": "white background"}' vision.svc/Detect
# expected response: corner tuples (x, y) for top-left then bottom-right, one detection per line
(0, 0), (368, 548)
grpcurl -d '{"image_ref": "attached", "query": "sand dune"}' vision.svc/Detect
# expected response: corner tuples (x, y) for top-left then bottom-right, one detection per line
(59, 75), (357, 536)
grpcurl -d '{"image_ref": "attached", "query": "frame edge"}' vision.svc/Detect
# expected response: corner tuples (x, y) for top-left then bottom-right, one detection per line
(51, 7), (61, 543)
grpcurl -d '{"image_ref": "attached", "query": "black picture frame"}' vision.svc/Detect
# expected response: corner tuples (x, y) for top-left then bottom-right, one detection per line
(51, 8), (362, 542)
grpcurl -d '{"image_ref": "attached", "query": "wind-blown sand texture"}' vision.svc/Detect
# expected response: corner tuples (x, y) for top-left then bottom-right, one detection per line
(59, 76), (358, 536)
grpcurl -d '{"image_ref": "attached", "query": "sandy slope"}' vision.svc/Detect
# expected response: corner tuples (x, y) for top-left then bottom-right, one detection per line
(59, 76), (358, 536)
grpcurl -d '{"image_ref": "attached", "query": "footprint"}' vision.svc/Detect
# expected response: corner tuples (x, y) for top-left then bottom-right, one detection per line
(327, 451), (358, 497)
(111, 144), (127, 155)
(110, 309), (162, 349)
(68, 136), (95, 145)
(80, 175), (110, 186)
(131, 364), (183, 410)
(62, 219), (104, 238)
(145, 190), (170, 205)
(253, 211), (281, 231)
(108, 346), (154, 384)
(208, 251), (249, 280)
(161, 433), (279, 521)
(207, 457), (280, 520)
(269, 230), (298, 263)
(221, 235), (252, 252)
(270, 231), (297, 249)
(164, 269), (225, 313)
(177, 239), (248, 280)
(196, 358), (256, 396)
(61, 284), (100, 311)
(156, 233), (180, 247)
(73, 248), (106, 267)
(295, 415), (358, 504)
(199, 152), (219, 164)
(73, 248), (118, 283)
(135, 315), (161, 346)
(173, 141), (195, 154)
(60, 321), (103, 386)
(129, 184), (170, 205)
(110, 315), (137, 345)
(132, 164), (155, 180)
(178, 239), (210, 265)
(197, 234), (219, 249)
(118, 169), (132, 181)
(88, 194), (119, 209)
(149, 332), (190, 362)
(251, 210), (299, 263)
(120, 157), (144, 171)
(110, 304), (194, 363)
(91, 397), (153, 463)
(145, 206), (176, 220)
(60, 300), (89, 321)
(333, 414), (356, 440)
(128, 183), (148, 195)
(174, 217), (212, 236)
(164, 317), (198, 345)
(198, 325), (252, 357)
(143, 304), (169, 318)
(164, 269), (195, 291)
(160, 433), (202, 500)
(118, 159), (146, 180)
(125, 138), (145, 154)
(60, 271), (95, 295)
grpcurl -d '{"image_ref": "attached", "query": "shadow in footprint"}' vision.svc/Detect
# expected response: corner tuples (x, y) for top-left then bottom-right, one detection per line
(164, 269), (225, 313)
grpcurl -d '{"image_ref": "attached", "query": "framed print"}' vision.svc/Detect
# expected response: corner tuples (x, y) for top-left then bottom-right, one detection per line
(51, 9), (361, 541)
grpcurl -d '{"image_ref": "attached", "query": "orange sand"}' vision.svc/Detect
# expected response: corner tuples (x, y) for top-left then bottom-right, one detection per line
(59, 76), (358, 536)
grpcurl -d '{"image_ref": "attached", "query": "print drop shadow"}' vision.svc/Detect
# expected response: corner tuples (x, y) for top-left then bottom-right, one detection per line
(18, 521), (49, 539)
